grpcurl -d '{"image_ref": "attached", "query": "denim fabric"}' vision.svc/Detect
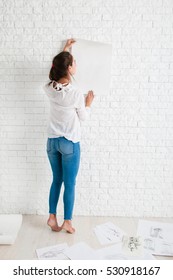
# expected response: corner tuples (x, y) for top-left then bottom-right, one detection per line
(47, 137), (80, 220)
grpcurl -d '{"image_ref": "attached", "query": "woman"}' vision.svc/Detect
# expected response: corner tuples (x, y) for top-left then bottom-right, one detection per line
(44, 39), (94, 234)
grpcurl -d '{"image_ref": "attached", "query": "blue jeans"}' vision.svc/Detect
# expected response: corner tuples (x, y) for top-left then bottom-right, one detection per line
(47, 137), (80, 220)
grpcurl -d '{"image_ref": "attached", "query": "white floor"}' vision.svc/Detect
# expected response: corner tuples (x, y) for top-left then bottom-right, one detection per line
(0, 215), (173, 260)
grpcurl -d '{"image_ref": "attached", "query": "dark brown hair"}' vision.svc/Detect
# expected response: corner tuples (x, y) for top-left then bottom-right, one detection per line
(49, 51), (73, 82)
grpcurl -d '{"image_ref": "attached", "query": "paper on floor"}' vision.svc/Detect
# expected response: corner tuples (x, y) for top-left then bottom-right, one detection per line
(122, 236), (143, 257)
(63, 242), (98, 260)
(0, 214), (22, 245)
(36, 243), (69, 260)
(137, 220), (173, 256)
(96, 243), (155, 260)
(94, 222), (125, 245)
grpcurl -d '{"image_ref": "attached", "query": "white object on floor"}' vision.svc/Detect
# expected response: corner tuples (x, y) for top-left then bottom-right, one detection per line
(0, 214), (22, 245)
(63, 242), (98, 260)
(122, 236), (143, 257)
(94, 222), (125, 245)
(36, 243), (69, 260)
(95, 243), (122, 259)
(96, 243), (155, 260)
(137, 219), (173, 256)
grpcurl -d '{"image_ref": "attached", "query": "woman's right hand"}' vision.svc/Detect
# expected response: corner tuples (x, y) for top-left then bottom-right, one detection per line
(63, 39), (76, 52)
(85, 90), (94, 107)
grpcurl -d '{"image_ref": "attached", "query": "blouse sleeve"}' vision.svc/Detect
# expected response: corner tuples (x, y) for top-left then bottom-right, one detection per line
(75, 91), (90, 121)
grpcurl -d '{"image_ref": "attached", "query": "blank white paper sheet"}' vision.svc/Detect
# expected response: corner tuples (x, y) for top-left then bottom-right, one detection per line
(72, 39), (112, 96)
(63, 242), (98, 260)
(0, 214), (22, 245)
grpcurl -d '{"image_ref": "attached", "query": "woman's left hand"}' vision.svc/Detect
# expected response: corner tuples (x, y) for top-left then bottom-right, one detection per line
(85, 90), (94, 107)
(63, 39), (76, 52)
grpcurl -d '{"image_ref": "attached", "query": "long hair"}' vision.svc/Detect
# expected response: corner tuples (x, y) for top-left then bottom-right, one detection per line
(49, 51), (73, 82)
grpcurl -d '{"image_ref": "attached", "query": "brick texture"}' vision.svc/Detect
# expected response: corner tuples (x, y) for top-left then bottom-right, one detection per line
(0, 0), (173, 217)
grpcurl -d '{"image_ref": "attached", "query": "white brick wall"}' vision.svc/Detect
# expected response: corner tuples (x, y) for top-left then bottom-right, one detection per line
(0, 0), (173, 217)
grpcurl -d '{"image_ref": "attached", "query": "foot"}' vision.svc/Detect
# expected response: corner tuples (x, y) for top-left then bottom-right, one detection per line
(62, 220), (75, 234)
(47, 218), (62, 232)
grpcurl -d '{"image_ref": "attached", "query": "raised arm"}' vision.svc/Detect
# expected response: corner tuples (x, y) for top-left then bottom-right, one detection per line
(63, 39), (76, 52)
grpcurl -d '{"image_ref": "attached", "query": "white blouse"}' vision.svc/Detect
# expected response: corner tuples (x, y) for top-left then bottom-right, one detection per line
(44, 81), (90, 143)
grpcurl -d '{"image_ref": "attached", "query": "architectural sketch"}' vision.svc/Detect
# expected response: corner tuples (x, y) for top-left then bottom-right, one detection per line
(137, 220), (173, 256)
(122, 236), (143, 256)
(128, 237), (141, 252)
(103, 224), (122, 239)
(94, 222), (125, 245)
(96, 243), (154, 260)
(39, 248), (69, 260)
(36, 243), (69, 260)
(150, 227), (163, 239)
(143, 238), (155, 251)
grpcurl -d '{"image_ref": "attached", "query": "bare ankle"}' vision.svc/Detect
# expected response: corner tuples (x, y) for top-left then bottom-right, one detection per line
(49, 214), (56, 220)
(62, 220), (75, 234)
(64, 220), (72, 224)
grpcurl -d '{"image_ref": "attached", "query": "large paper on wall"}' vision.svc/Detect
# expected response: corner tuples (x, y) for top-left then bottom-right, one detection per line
(72, 39), (112, 96)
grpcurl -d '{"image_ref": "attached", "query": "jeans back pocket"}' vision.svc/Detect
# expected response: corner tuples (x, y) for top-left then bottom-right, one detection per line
(58, 137), (74, 155)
